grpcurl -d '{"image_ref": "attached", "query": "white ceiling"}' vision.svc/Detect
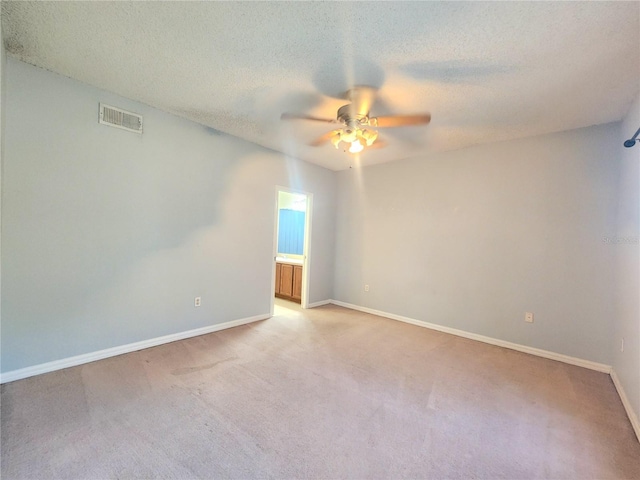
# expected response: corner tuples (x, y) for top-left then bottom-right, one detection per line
(2, 2), (639, 171)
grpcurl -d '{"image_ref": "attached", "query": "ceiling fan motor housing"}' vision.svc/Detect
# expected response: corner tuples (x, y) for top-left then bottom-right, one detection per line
(337, 105), (369, 127)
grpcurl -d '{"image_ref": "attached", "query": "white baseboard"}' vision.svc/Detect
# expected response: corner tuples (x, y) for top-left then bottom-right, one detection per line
(329, 300), (612, 373)
(307, 299), (332, 308)
(0, 313), (270, 384)
(611, 369), (640, 442)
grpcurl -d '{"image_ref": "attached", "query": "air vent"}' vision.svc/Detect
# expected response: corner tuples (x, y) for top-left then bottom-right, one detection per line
(99, 103), (143, 134)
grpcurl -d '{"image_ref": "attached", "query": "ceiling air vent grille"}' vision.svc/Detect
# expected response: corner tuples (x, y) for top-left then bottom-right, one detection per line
(99, 103), (143, 134)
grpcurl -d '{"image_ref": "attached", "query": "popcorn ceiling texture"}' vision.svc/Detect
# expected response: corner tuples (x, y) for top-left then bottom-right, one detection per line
(2, 2), (639, 170)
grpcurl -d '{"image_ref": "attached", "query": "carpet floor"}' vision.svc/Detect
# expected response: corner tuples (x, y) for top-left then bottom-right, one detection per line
(2, 299), (639, 479)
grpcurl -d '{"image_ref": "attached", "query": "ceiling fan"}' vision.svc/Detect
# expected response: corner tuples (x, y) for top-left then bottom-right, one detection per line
(281, 86), (431, 154)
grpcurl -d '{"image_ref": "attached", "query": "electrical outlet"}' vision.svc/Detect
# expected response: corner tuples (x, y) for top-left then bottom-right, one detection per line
(364, 284), (370, 292)
(525, 312), (534, 323)
(194, 296), (201, 307)
(621, 338), (624, 352)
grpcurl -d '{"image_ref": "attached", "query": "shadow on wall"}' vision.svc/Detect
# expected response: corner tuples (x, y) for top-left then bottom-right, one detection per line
(83, 149), (285, 349)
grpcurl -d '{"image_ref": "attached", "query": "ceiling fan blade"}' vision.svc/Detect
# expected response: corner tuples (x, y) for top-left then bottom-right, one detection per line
(346, 85), (378, 117)
(309, 130), (340, 147)
(281, 112), (337, 123)
(370, 114), (431, 127)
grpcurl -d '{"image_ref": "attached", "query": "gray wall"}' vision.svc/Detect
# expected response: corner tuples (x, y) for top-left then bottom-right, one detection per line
(0, 14), (6, 354)
(1, 15), (4, 345)
(334, 123), (620, 364)
(614, 92), (640, 422)
(1, 58), (336, 372)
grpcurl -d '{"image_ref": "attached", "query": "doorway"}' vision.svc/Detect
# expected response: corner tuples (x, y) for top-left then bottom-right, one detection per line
(271, 187), (312, 315)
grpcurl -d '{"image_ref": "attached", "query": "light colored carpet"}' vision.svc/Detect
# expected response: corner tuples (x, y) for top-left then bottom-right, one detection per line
(2, 299), (639, 479)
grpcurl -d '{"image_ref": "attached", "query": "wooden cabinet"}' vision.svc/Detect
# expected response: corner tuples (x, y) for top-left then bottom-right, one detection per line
(280, 264), (294, 297)
(275, 263), (281, 296)
(275, 261), (302, 304)
(292, 265), (302, 301)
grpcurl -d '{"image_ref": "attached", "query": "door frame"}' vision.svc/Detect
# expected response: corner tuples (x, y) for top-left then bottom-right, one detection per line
(271, 186), (313, 315)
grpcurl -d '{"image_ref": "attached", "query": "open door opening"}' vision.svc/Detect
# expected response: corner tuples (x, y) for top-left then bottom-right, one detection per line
(271, 188), (312, 315)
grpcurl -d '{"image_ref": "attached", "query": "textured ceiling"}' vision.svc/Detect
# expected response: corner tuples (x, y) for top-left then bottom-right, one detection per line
(2, 2), (639, 171)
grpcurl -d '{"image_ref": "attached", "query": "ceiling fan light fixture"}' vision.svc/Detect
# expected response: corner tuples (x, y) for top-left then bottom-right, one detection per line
(341, 129), (357, 143)
(330, 132), (342, 149)
(360, 129), (378, 146)
(349, 139), (364, 153)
